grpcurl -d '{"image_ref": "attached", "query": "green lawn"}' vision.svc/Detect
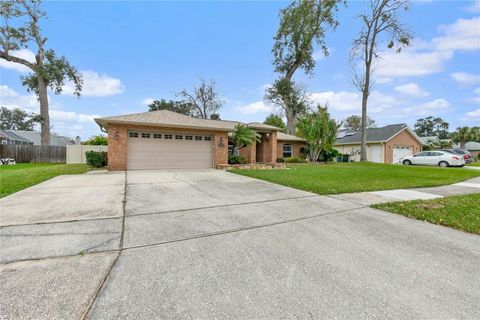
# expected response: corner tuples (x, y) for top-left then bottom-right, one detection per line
(0, 163), (91, 198)
(230, 162), (480, 195)
(467, 161), (480, 167)
(372, 194), (480, 234)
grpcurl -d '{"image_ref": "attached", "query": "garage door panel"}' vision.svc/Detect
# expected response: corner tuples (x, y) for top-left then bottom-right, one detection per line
(127, 132), (213, 170)
(392, 146), (413, 164)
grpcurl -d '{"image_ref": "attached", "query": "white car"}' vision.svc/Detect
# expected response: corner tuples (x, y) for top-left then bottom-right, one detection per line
(401, 151), (465, 167)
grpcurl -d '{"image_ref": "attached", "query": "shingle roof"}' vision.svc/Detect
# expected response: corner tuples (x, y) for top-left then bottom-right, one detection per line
(455, 141), (480, 151)
(247, 122), (282, 131)
(7, 130), (75, 146)
(277, 132), (306, 142)
(334, 124), (414, 144)
(95, 110), (281, 132)
(0, 130), (33, 144)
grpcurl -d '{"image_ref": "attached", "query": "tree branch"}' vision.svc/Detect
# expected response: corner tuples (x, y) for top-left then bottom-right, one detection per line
(0, 50), (36, 71)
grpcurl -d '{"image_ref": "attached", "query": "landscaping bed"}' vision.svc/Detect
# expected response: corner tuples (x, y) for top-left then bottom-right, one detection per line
(230, 162), (480, 195)
(0, 163), (90, 198)
(372, 193), (480, 234)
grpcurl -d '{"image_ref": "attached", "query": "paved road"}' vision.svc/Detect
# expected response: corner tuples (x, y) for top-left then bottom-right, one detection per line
(1, 170), (479, 319)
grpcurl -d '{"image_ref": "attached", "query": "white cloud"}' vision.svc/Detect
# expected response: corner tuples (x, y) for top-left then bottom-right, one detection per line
(403, 99), (450, 116)
(375, 49), (453, 81)
(310, 90), (399, 113)
(0, 49), (36, 73)
(451, 72), (480, 86)
(141, 98), (155, 106)
(466, 0), (480, 13)
(374, 16), (479, 82)
(394, 82), (429, 97)
(468, 87), (480, 104)
(234, 101), (273, 115)
(464, 108), (480, 120)
(433, 17), (480, 52)
(1, 85), (102, 138)
(63, 70), (125, 97)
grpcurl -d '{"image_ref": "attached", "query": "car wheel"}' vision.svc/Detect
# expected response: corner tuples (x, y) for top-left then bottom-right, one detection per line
(403, 160), (412, 165)
(438, 161), (449, 168)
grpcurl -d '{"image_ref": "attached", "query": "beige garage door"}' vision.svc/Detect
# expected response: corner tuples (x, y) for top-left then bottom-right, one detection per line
(127, 131), (213, 170)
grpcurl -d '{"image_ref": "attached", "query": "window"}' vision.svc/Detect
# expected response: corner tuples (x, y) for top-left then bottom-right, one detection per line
(185, 135), (193, 140)
(283, 144), (292, 158)
(195, 136), (202, 141)
(129, 132), (138, 138)
(175, 135), (183, 140)
(204, 136), (212, 141)
(228, 144), (239, 156)
(164, 134), (173, 139)
(153, 133), (161, 139)
(414, 152), (428, 157)
(141, 133), (150, 138)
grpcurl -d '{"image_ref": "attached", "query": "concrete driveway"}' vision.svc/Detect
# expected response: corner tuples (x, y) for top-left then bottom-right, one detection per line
(1, 170), (479, 319)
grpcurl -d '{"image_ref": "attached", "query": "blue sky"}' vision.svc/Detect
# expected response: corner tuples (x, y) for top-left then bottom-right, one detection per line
(1, 0), (479, 139)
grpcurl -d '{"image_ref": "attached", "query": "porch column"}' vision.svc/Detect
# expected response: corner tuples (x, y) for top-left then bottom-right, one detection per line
(264, 131), (277, 163)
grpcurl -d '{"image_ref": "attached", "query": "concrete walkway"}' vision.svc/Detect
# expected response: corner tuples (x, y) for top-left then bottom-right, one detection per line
(1, 170), (479, 319)
(331, 176), (480, 206)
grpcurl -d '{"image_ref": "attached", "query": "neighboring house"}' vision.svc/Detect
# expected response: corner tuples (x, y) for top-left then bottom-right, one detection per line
(0, 129), (33, 145)
(7, 130), (75, 146)
(454, 141), (480, 158)
(95, 110), (284, 170)
(420, 136), (441, 148)
(333, 124), (423, 164)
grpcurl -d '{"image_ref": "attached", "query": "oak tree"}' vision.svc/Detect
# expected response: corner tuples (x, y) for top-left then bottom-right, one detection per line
(0, 0), (83, 145)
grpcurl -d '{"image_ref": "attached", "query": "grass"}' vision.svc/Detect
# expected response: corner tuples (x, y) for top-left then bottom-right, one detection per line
(0, 163), (91, 198)
(372, 193), (480, 234)
(467, 161), (480, 167)
(231, 162), (480, 195)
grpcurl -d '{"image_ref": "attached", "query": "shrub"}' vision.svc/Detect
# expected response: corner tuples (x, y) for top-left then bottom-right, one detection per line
(284, 156), (307, 163)
(319, 148), (341, 162)
(86, 151), (108, 168)
(277, 158), (284, 163)
(228, 154), (247, 164)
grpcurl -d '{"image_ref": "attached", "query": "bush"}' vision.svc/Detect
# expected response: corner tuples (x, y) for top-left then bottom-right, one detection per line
(86, 151), (108, 168)
(277, 158), (284, 163)
(284, 156), (307, 163)
(228, 154), (247, 164)
(319, 148), (341, 162)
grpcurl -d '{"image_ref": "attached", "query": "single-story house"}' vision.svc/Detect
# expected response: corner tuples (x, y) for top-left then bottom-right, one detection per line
(0, 129), (34, 145)
(6, 130), (75, 146)
(95, 110), (302, 170)
(333, 124), (423, 164)
(454, 141), (480, 158)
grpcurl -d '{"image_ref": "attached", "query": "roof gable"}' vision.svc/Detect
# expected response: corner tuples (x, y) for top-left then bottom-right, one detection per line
(334, 124), (408, 144)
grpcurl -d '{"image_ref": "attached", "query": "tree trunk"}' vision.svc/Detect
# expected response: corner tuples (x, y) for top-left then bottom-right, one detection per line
(360, 90), (368, 161)
(37, 76), (50, 146)
(285, 109), (297, 135)
(460, 140), (466, 149)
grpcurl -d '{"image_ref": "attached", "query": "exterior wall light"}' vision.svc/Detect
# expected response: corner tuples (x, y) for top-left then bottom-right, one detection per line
(114, 129), (120, 140)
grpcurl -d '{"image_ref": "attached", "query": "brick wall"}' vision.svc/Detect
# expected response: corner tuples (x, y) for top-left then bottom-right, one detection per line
(385, 129), (422, 164)
(239, 144), (256, 164)
(277, 141), (306, 160)
(106, 123), (228, 171)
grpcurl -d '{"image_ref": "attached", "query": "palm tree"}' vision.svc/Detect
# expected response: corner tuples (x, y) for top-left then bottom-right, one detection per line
(229, 124), (261, 155)
(296, 106), (339, 162)
(451, 127), (474, 149)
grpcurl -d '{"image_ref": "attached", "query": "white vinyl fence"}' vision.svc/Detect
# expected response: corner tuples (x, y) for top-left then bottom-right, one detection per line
(66, 145), (108, 164)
